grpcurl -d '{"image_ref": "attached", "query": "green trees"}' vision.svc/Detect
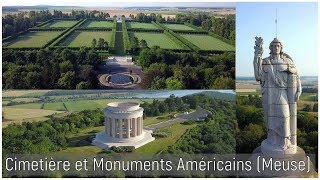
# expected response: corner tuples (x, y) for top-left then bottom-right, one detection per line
(137, 46), (235, 89)
(3, 48), (101, 89)
(236, 95), (318, 155)
(2, 109), (104, 154)
(164, 94), (236, 154)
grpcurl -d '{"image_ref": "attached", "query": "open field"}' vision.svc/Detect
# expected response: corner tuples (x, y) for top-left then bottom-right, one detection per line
(126, 22), (159, 29)
(2, 90), (51, 97)
(3, 31), (62, 48)
(43, 102), (67, 111)
(9, 103), (43, 109)
(82, 20), (114, 28)
(135, 123), (197, 154)
(11, 98), (41, 103)
(2, 107), (64, 126)
(180, 34), (235, 51)
(58, 31), (113, 47)
(129, 32), (183, 49)
(144, 113), (174, 126)
(63, 99), (144, 112)
(162, 23), (196, 31)
(43, 20), (78, 28)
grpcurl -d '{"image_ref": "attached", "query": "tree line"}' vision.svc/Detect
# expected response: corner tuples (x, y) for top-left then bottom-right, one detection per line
(2, 48), (102, 89)
(236, 95), (318, 156)
(136, 46), (235, 89)
(164, 93), (235, 154)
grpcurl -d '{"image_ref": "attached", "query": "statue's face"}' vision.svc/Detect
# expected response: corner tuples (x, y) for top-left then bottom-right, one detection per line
(271, 42), (281, 55)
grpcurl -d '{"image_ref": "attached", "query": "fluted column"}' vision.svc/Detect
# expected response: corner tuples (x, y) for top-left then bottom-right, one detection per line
(140, 116), (143, 135)
(106, 118), (110, 135)
(132, 118), (136, 137)
(111, 118), (115, 137)
(126, 119), (130, 138)
(104, 117), (107, 134)
(119, 119), (123, 139)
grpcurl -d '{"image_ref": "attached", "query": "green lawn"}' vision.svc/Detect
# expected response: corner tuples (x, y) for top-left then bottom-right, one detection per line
(180, 34), (235, 51)
(44, 20), (78, 28)
(83, 20), (114, 28)
(56, 126), (104, 154)
(162, 23), (195, 31)
(3, 31), (62, 48)
(2, 90), (51, 97)
(126, 22), (159, 29)
(10, 103), (43, 109)
(144, 113), (174, 126)
(58, 31), (113, 47)
(56, 123), (197, 155)
(135, 123), (197, 155)
(44, 102), (67, 111)
(63, 99), (145, 112)
(129, 32), (183, 49)
(2, 107), (64, 127)
(11, 98), (41, 103)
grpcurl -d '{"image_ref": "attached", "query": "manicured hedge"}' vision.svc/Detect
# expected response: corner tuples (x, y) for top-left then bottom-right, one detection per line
(208, 32), (234, 46)
(163, 31), (190, 50)
(74, 27), (113, 31)
(29, 27), (66, 31)
(122, 20), (131, 53)
(129, 28), (164, 33)
(166, 30), (200, 51)
(49, 19), (87, 47)
(36, 19), (54, 27)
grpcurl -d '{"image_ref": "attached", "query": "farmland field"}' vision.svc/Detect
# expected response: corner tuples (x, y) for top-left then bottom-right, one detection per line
(129, 32), (183, 49)
(43, 102), (67, 111)
(126, 22), (159, 29)
(82, 20), (114, 28)
(2, 107), (64, 127)
(43, 20), (78, 28)
(64, 99), (144, 112)
(58, 31), (113, 47)
(162, 23), (195, 31)
(180, 34), (235, 51)
(2, 90), (51, 97)
(3, 31), (62, 48)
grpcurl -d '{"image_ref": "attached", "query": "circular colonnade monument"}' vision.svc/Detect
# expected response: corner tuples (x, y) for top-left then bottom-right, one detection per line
(92, 102), (155, 149)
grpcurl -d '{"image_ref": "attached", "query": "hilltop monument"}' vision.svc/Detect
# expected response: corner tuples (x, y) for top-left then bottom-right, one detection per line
(253, 37), (302, 156)
(92, 102), (155, 149)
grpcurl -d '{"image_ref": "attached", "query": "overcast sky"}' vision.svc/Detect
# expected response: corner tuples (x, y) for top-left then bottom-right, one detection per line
(3, 1), (235, 7)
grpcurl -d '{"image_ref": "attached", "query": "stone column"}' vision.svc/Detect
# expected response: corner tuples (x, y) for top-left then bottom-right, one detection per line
(119, 119), (123, 139)
(104, 117), (108, 134)
(140, 116), (143, 134)
(137, 117), (140, 136)
(132, 118), (136, 137)
(107, 118), (111, 135)
(111, 118), (115, 137)
(126, 119), (130, 138)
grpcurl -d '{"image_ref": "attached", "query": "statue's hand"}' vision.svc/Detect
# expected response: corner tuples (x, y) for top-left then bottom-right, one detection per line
(254, 37), (264, 59)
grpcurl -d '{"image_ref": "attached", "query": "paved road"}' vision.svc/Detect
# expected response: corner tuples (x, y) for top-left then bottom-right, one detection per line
(145, 107), (210, 131)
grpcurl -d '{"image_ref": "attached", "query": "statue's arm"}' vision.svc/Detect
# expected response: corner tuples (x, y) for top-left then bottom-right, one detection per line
(253, 37), (263, 81)
(295, 73), (302, 101)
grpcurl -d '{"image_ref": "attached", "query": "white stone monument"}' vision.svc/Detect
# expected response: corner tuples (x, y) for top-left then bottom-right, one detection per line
(253, 37), (302, 156)
(92, 102), (155, 149)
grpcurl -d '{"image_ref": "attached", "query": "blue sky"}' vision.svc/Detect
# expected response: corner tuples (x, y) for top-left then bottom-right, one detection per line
(236, 2), (318, 77)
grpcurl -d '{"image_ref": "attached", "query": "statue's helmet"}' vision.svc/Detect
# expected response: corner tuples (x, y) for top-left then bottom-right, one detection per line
(269, 38), (283, 54)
